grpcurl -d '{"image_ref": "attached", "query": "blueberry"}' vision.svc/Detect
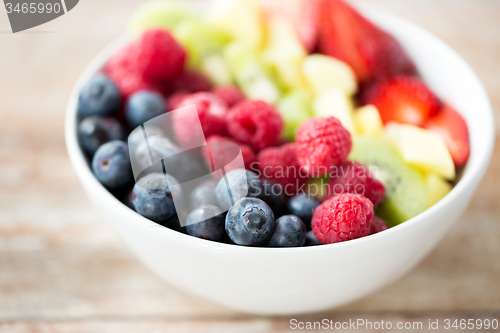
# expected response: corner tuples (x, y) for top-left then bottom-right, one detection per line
(225, 197), (275, 246)
(164, 214), (186, 233)
(132, 173), (182, 223)
(130, 136), (181, 176)
(260, 180), (286, 218)
(287, 194), (321, 228)
(216, 169), (263, 211)
(92, 140), (133, 190)
(128, 125), (165, 148)
(186, 205), (226, 241)
(189, 180), (218, 211)
(265, 215), (307, 248)
(78, 74), (121, 117)
(126, 90), (166, 127)
(78, 116), (126, 156)
(305, 230), (322, 246)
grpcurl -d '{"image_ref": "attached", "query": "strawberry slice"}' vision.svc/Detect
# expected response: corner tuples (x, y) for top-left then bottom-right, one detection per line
(362, 76), (441, 126)
(318, 0), (416, 82)
(424, 105), (470, 167)
(262, 0), (321, 53)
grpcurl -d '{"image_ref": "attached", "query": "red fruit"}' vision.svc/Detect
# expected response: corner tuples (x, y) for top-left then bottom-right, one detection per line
(213, 86), (245, 107)
(362, 76), (441, 126)
(370, 216), (389, 235)
(312, 193), (374, 244)
(263, 0), (321, 52)
(167, 90), (190, 110)
(296, 117), (352, 177)
(424, 105), (470, 167)
(318, 0), (416, 82)
(226, 100), (284, 152)
(325, 161), (386, 206)
(173, 92), (229, 148)
(203, 135), (256, 172)
(170, 70), (212, 93)
(257, 143), (308, 196)
(130, 29), (186, 82)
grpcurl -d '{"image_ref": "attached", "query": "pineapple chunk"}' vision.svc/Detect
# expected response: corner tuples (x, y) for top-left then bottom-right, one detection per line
(354, 105), (384, 136)
(312, 87), (355, 133)
(425, 173), (452, 208)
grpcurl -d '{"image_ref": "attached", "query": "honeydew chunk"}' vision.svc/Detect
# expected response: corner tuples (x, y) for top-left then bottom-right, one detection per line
(354, 105), (384, 136)
(385, 123), (456, 180)
(277, 89), (314, 141)
(200, 54), (233, 86)
(425, 172), (452, 208)
(312, 87), (355, 133)
(263, 17), (308, 90)
(129, 1), (192, 33)
(303, 54), (358, 96)
(207, 0), (265, 49)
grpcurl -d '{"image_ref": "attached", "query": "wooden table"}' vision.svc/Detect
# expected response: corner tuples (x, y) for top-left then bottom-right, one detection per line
(0, 0), (499, 331)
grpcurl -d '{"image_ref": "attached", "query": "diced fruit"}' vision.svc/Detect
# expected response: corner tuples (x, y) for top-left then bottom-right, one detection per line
(318, 0), (416, 83)
(207, 0), (265, 49)
(276, 89), (314, 141)
(349, 135), (428, 226)
(200, 54), (233, 86)
(213, 86), (245, 107)
(306, 177), (329, 200)
(303, 54), (357, 96)
(354, 105), (383, 136)
(129, 1), (191, 33)
(261, 0), (321, 52)
(385, 123), (456, 180)
(424, 105), (470, 167)
(173, 18), (231, 68)
(224, 41), (280, 103)
(362, 76), (440, 126)
(425, 173), (452, 208)
(312, 87), (355, 133)
(263, 17), (308, 90)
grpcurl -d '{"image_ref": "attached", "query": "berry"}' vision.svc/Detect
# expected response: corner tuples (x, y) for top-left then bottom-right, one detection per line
(225, 197), (275, 246)
(362, 76), (440, 126)
(257, 143), (308, 196)
(203, 135), (256, 172)
(318, 0), (416, 83)
(213, 86), (245, 107)
(325, 161), (386, 206)
(265, 215), (307, 248)
(78, 74), (121, 117)
(312, 193), (374, 244)
(174, 92), (229, 148)
(130, 135), (181, 174)
(305, 230), (321, 246)
(370, 216), (389, 235)
(189, 180), (219, 211)
(424, 104), (470, 167)
(186, 205), (226, 241)
(170, 70), (212, 93)
(92, 141), (134, 190)
(167, 91), (190, 110)
(226, 100), (284, 151)
(164, 214), (186, 233)
(132, 173), (181, 223)
(126, 90), (167, 128)
(78, 116), (125, 156)
(296, 117), (352, 177)
(127, 125), (165, 149)
(129, 29), (186, 82)
(260, 180), (286, 219)
(286, 194), (320, 228)
(216, 169), (263, 211)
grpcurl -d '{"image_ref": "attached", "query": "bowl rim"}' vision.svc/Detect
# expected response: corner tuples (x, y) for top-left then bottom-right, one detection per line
(65, 7), (495, 255)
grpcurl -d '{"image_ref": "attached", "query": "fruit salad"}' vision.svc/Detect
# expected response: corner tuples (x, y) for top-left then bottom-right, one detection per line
(76, 0), (470, 247)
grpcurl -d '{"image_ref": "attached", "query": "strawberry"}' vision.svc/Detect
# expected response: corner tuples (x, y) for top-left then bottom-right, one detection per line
(318, 0), (416, 83)
(362, 76), (440, 126)
(424, 105), (470, 167)
(262, 0), (321, 53)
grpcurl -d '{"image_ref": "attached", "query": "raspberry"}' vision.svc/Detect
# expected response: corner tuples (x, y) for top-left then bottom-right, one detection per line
(167, 90), (190, 110)
(130, 29), (186, 82)
(203, 135), (256, 173)
(170, 70), (212, 93)
(213, 86), (245, 107)
(325, 161), (386, 206)
(226, 100), (284, 152)
(370, 216), (389, 235)
(312, 193), (374, 244)
(173, 92), (229, 148)
(257, 143), (308, 196)
(296, 117), (352, 177)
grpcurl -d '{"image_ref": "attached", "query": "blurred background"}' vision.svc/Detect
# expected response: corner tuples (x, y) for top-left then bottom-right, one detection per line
(0, 0), (499, 332)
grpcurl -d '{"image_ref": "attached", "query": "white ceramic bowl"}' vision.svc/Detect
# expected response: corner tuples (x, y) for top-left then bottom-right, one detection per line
(65, 7), (495, 315)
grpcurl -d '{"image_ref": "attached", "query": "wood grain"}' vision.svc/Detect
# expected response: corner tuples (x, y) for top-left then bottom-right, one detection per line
(0, 0), (499, 332)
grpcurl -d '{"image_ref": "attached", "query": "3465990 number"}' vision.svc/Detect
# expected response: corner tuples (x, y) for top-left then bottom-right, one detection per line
(5, 2), (61, 14)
